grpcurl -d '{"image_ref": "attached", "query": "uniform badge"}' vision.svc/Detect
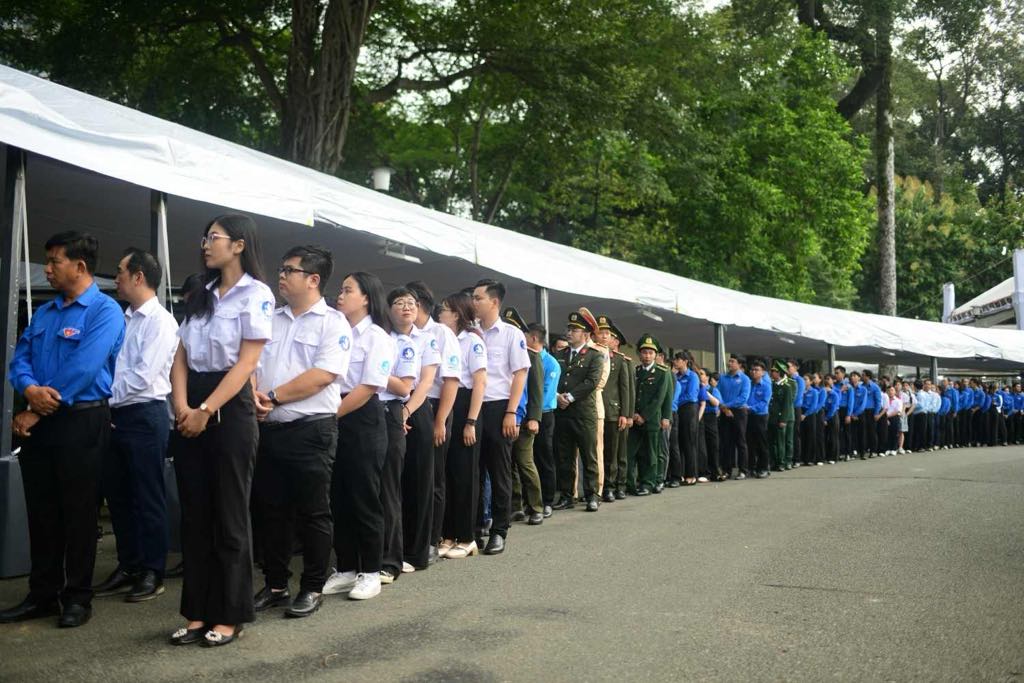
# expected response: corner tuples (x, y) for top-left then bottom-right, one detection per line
(380, 359), (391, 373)
(430, 338), (439, 351)
(261, 301), (273, 317)
(519, 339), (526, 350)
(339, 335), (351, 351)
(401, 346), (415, 360)
(472, 343), (484, 356)
(447, 354), (459, 370)
(61, 327), (81, 338)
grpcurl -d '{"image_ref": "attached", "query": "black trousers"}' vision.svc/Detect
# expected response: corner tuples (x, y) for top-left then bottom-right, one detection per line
(838, 407), (849, 456)
(719, 408), (749, 474)
(443, 388), (480, 541)
(402, 401), (435, 568)
(703, 412), (720, 477)
(20, 403), (110, 607)
(943, 413), (955, 447)
(887, 416), (900, 452)
(863, 412), (878, 455)
(536, 411), (557, 505)
(959, 410), (972, 446)
(678, 402), (700, 479)
(253, 416), (336, 592)
(911, 412), (927, 451)
(696, 416), (708, 477)
(429, 397), (454, 545)
(792, 406), (803, 464)
(667, 411), (681, 481)
(875, 414), (889, 453)
(333, 396), (387, 574)
(825, 414), (840, 462)
(973, 409), (986, 445)
(381, 401), (407, 576)
(477, 400), (513, 538)
(105, 400), (169, 576)
(813, 412), (825, 463)
(746, 413), (769, 472)
(800, 413), (817, 464)
(171, 372), (257, 625)
(850, 416), (864, 455)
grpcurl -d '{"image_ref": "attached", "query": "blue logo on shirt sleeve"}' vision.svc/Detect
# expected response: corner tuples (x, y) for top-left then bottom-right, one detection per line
(430, 338), (438, 351)
(261, 300), (273, 317)
(380, 359), (391, 373)
(401, 346), (415, 360)
(519, 339), (526, 349)
(447, 354), (459, 369)
(339, 335), (351, 351)
(472, 343), (484, 356)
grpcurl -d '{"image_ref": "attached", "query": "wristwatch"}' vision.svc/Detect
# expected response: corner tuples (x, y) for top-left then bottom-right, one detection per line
(198, 402), (215, 416)
(268, 390), (281, 406)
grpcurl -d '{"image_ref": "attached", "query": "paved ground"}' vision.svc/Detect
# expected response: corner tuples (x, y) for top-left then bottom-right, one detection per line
(2, 445), (1024, 682)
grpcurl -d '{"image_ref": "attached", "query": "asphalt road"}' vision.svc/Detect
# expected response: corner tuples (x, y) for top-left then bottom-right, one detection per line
(2, 445), (1023, 682)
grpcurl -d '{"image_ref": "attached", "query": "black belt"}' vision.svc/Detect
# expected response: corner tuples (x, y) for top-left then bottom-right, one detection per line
(261, 413), (335, 429)
(61, 399), (109, 413)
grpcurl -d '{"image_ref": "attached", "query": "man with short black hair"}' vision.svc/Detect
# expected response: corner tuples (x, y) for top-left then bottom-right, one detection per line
(525, 322), (560, 517)
(746, 360), (772, 478)
(93, 248), (178, 604)
(2, 231), (125, 627)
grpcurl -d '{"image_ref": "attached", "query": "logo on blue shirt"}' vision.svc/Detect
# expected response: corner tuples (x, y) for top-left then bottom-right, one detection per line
(338, 335), (351, 351)
(61, 327), (81, 339)
(401, 346), (415, 360)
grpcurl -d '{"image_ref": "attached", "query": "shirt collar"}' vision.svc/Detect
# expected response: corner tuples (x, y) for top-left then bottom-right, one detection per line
(282, 297), (327, 320)
(482, 317), (506, 334)
(353, 314), (373, 335)
(57, 281), (100, 310)
(127, 295), (161, 319)
(208, 272), (255, 300)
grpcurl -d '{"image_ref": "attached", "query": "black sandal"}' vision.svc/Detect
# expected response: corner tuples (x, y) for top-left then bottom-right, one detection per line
(169, 625), (206, 646)
(202, 624), (244, 647)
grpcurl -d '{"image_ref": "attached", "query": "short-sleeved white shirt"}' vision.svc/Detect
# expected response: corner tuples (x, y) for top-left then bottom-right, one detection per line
(111, 296), (179, 407)
(480, 318), (530, 402)
(379, 330), (419, 402)
(410, 324), (440, 391)
(178, 273), (274, 372)
(422, 318), (461, 400)
(340, 314), (394, 394)
(256, 298), (352, 423)
(457, 329), (488, 390)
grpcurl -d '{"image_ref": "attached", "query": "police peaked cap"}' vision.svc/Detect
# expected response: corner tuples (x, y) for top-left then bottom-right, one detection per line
(502, 306), (528, 333)
(637, 333), (661, 353)
(567, 310), (595, 333)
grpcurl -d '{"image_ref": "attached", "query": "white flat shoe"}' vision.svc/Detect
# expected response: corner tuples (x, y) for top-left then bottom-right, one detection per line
(446, 541), (478, 559)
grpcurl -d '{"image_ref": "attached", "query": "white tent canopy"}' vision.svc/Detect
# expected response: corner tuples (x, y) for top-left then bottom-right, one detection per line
(1, 64), (1022, 370)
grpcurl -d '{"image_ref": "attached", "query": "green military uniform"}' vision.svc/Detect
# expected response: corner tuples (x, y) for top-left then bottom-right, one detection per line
(768, 360), (795, 470)
(616, 346), (635, 495)
(502, 307), (544, 517)
(627, 334), (673, 493)
(597, 316), (632, 501)
(554, 312), (604, 506)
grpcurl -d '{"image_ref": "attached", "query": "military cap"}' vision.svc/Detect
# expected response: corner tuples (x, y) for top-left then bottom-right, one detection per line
(772, 359), (788, 375)
(567, 310), (595, 333)
(596, 314), (613, 330)
(578, 307), (598, 333)
(637, 333), (661, 353)
(502, 306), (528, 333)
(609, 323), (627, 343)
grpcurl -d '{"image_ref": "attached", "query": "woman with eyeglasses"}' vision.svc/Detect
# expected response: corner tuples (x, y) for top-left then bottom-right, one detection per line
(168, 215), (273, 647)
(437, 292), (487, 559)
(323, 272), (395, 601)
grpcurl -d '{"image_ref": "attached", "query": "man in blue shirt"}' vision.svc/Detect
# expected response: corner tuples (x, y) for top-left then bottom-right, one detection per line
(1013, 383), (1023, 445)
(833, 366), (851, 460)
(745, 359), (772, 478)
(823, 374), (842, 463)
(719, 355), (752, 479)
(946, 379), (960, 448)
(2, 232), (125, 628)
(959, 380), (974, 447)
(861, 370), (883, 457)
(847, 371), (867, 458)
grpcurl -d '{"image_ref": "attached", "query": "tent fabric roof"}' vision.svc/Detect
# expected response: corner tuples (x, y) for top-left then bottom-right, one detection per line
(1, 64), (1022, 369)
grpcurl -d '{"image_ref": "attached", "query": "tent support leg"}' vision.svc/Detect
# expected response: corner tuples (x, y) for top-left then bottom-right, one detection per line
(930, 357), (939, 382)
(0, 145), (26, 457)
(535, 286), (549, 336)
(150, 191), (171, 310)
(826, 344), (836, 374)
(714, 324), (726, 374)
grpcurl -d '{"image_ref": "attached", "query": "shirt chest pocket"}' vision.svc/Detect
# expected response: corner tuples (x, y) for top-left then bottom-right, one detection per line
(292, 329), (321, 367)
(52, 316), (89, 360)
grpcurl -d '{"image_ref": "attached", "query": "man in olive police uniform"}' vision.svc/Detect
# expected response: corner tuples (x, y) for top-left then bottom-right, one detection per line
(553, 311), (604, 511)
(595, 315), (631, 503)
(502, 307), (545, 525)
(627, 334), (673, 496)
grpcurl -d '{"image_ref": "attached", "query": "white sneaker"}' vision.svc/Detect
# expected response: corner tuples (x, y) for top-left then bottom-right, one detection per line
(379, 569), (397, 585)
(349, 573), (381, 600)
(898, 448), (906, 454)
(323, 569), (358, 595)
(401, 561), (416, 574)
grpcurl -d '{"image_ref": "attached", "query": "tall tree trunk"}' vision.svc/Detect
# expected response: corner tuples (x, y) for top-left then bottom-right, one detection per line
(875, 7), (897, 377)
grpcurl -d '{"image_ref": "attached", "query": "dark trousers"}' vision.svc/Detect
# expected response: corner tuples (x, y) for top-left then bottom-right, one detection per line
(678, 402), (699, 479)
(746, 413), (769, 472)
(719, 408), (749, 474)
(666, 411), (681, 481)
(792, 406), (803, 464)
(850, 416), (864, 454)
(863, 412), (878, 455)
(911, 412), (927, 451)
(602, 418), (622, 494)
(696, 416), (708, 477)
(813, 412), (825, 463)
(381, 401), (407, 576)
(959, 410), (972, 446)
(825, 414), (840, 462)
(800, 413), (817, 464)
(536, 411), (557, 505)
(20, 404), (110, 607)
(105, 400), (169, 576)
(478, 401), (514, 538)
(402, 402), (435, 568)
(875, 414), (889, 453)
(253, 416), (336, 592)
(429, 397), (453, 545)
(973, 410), (986, 445)
(443, 388), (480, 541)
(838, 407), (850, 456)
(943, 414), (955, 447)
(333, 396), (387, 574)
(887, 416), (900, 452)
(703, 412), (720, 476)
(555, 413), (599, 499)
(171, 372), (257, 624)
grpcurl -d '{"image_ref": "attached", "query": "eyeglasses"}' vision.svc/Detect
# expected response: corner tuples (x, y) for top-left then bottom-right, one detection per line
(279, 265), (314, 277)
(200, 233), (233, 249)
(391, 299), (417, 310)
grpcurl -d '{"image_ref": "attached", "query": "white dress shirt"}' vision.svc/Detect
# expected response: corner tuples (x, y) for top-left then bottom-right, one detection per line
(410, 324), (440, 391)
(457, 329), (487, 389)
(480, 317), (531, 402)
(379, 330), (419, 402)
(256, 298), (352, 423)
(340, 314), (395, 394)
(110, 296), (179, 407)
(419, 318), (458, 400)
(178, 273), (275, 372)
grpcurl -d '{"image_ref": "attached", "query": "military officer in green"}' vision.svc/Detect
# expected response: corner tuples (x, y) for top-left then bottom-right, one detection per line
(502, 307), (545, 524)
(609, 323), (634, 499)
(768, 360), (795, 471)
(595, 315), (631, 503)
(627, 334), (673, 496)
(553, 311), (604, 512)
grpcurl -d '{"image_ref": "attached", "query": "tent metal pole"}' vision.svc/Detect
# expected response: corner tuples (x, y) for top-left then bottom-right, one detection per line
(714, 323), (726, 374)
(0, 145), (26, 458)
(150, 191), (171, 310)
(534, 286), (549, 335)
(826, 344), (836, 373)
(930, 357), (939, 381)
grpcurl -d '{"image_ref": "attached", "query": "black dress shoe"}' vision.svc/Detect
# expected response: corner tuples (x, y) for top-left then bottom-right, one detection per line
(614, 489), (626, 500)
(602, 490), (616, 503)
(635, 487), (651, 496)
(94, 567), (138, 597)
(753, 470), (770, 479)
(58, 603), (92, 628)
(527, 512), (543, 525)
(511, 511), (526, 522)
(666, 480), (681, 488)
(285, 591), (323, 618)
(165, 561), (184, 578)
(483, 534), (505, 555)
(0, 596), (59, 623)
(201, 625), (243, 647)
(542, 505), (553, 518)
(126, 570), (165, 603)
(552, 496), (574, 510)
(585, 497), (600, 512)
(169, 625), (206, 645)
(253, 585), (291, 611)
(652, 483), (664, 494)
